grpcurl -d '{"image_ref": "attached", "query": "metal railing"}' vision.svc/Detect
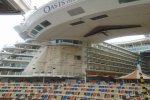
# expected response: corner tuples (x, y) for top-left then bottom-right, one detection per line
(128, 45), (150, 52)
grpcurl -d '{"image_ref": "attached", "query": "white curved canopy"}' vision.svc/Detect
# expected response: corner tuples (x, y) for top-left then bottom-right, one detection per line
(15, 0), (150, 43)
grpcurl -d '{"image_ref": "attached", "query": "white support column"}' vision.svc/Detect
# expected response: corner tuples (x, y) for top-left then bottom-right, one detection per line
(137, 64), (142, 73)
(81, 42), (88, 80)
(136, 53), (142, 73)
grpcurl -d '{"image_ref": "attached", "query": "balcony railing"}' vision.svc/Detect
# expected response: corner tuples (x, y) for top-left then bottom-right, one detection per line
(1, 58), (31, 62)
(0, 66), (25, 69)
(0, 52), (35, 57)
(3, 46), (39, 51)
(128, 45), (150, 52)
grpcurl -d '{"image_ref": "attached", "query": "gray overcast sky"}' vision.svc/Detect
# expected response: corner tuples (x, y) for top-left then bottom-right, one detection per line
(0, 15), (23, 49)
(0, 0), (51, 50)
(105, 35), (145, 43)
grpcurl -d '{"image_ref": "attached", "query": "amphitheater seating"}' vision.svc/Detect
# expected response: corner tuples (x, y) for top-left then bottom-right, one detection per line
(0, 81), (149, 100)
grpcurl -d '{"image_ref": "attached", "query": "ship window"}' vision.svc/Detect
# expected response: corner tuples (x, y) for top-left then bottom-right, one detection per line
(56, 40), (59, 43)
(41, 20), (51, 27)
(35, 25), (43, 31)
(74, 55), (81, 60)
(91, 14), (108, 20)
(31, 29), (38, 35)
(74, 41), (82, 44)
(63, 39), (72, 43)
(41, 71), (44, 73)
(119, 0), (138, 4)
(70, 21), (85, 26)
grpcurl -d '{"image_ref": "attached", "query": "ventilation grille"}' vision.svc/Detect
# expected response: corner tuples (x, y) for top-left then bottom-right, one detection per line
(91, 14), (108, 20)
(119, 0), (139, 4)
(67, 7), (85, 16)
(70, 21), (85, 26)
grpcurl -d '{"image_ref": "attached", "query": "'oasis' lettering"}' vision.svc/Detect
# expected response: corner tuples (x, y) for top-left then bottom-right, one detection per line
(44, 0), (77, 13)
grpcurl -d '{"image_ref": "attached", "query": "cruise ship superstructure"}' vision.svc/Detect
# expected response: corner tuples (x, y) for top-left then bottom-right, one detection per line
(0, 40), (41, 77)
(12, 0), (150, 78)
(114, 36), (150, 53)
(114, 36), (150, 74)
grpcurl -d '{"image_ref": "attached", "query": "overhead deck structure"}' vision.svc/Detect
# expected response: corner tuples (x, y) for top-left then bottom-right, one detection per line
(0, 0), (31, 14)
(15, 0), (150, 41)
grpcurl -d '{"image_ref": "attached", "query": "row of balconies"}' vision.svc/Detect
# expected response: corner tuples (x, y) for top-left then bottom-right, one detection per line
(93, 43), (137, 58)
(87, 49), (149, 72)
(3, 43), (40, 49)
(88, 57), (135, 68)
(87, 52), (149, 70)
(87, 65), (134, 74)
(88, 47), (137, 61)
(0, 52), (35, 57)
(0, 73), (82, 77)
(0, 42), (40, 77)
(0, 65), (26, 69)
(3, 46), (39, 51)
(101, 46), (137, 59)
(87, 47), (136, 62)
(87, 46), (149, 73)
(0, 58), (31, 62)
(141, 63), (150, 68)
(101, 43), (135, 57)
(0, 71), (22, 75)
(103, 46), (149, 66)
(127, 45), (150, 52)
(120, 42), (150, 48)
(141, 68), (150, 73)
(33, 72), (81, 77)
(88, 51), (135, 65)
(87, 67), (131, 75)
(87, 61), (135, 72)
(0, 69), (82, 77)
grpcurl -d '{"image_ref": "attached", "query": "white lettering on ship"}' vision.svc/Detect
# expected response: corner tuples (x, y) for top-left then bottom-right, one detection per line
(44, 0), (77, 13)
